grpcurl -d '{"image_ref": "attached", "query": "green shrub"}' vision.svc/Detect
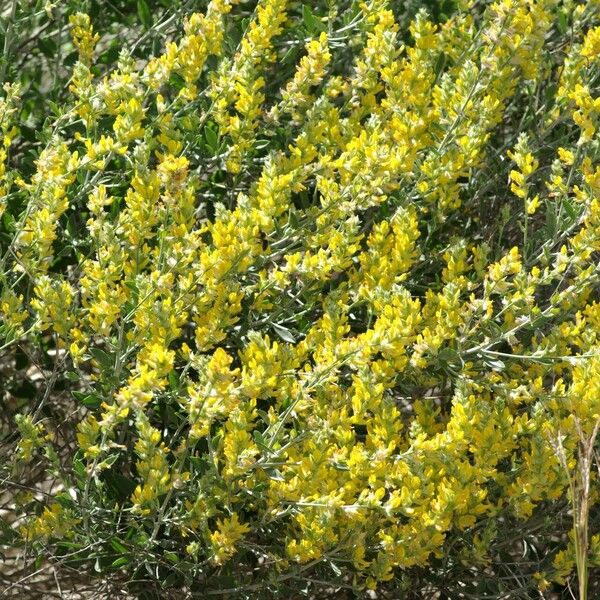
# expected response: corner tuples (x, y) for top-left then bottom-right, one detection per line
(2, 0), (600, 598)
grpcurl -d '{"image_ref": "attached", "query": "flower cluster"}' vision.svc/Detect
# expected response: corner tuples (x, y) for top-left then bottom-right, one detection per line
(3, 0), (600, 596)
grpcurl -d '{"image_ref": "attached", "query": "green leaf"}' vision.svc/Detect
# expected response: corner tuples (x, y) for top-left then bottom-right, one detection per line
(302, 5), (326, 33)
(0, 517), (17, 543)
(166, 372), (179, 393)
(169, 72), (185, 91)
(73, 454), (86, 481)
(434, 52), (447, 78)
(265, 467), (285, 481)
(563, 198), (577, 220)
(211, 432), (222, 450)
(88, 347), (113, 369)
(483, 356), (506, 372)
(557, 9), (568, 34)
(204, 125), (219, 153)
(332, 461), (349, 471)
(54, 493), (74, 509)
(1, 211), (15, 233)
(72, 391), (102, 408)
(288, 210), (299, 229)
(111, 557), (129, 568)
(163, 572), (183, 587)
(437, 346), (461, 367)
(137, 0), (153, 29)
(110, 538), (128, 554)
(99, 44), (120, 66)
(544, 201), (557, 238)
(64, 371), (80, 382)
(257, 409), (270, 424)
(253, 430), (273, 453)
(272, 323), (296, 343)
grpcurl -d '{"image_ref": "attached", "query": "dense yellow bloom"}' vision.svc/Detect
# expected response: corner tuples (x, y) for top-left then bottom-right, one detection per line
(270, 32), (331, 123)
(581, 26), (600, 58)
(76, 415), (102, 460)
(15, 415), (49, 462)
(15, 142), (78, 271)
(131, 412), (171, 515)
(69, 13), (100, 65)
(22, 503), (80, 542)
(211, 0), (289, 171)
(508, 134), (540, 213)
(6, 0), (600, 594)
(0, 83), (19, 218)
(210, 513), (251, 564)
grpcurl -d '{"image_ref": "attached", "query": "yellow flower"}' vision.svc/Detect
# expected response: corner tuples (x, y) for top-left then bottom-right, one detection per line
(69, 13), (100, 65)
(210, 513), (251, 565)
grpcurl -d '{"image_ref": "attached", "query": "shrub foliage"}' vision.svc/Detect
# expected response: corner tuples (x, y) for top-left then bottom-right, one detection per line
(1, 0), (600, 597)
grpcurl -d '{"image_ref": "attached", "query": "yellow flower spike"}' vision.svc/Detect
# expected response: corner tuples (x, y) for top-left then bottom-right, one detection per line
(69, 13), (100, 66)
(130, 412), (171, 514)
(210, 513), (251, 565)
(558, 147), (575, 166)
(5, 0), (600, 592)
(22, 503), (80, 542)
(270, 32), (331, 123)
(210, 0), (289, 172)
(581, 26), (600, 59)
(508, 134), (539, 213)
(14, 415), (48, 463)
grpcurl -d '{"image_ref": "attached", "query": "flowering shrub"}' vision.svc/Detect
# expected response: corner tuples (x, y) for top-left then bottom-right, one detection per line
(1, 0), (600, 597)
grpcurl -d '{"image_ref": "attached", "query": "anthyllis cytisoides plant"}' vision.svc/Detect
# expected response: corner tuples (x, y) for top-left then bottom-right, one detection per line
(2, 0), (600, 597)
